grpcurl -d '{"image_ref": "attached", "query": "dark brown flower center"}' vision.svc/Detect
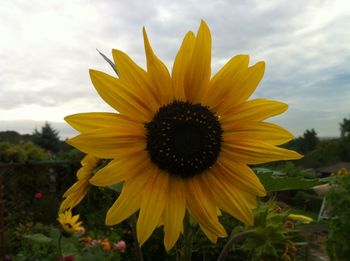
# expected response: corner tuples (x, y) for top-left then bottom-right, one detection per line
(145, 101), (222, 178)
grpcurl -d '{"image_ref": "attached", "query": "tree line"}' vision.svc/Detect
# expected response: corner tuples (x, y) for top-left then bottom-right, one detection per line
(0, 122), (82, 162)
(284, 117), (350, 168)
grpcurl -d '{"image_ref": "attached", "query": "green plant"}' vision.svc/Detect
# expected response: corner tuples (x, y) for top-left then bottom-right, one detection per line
(326, 173), (350, 260)
(237, 204), (293, 261)
(14, 231), (58, 261)
(11, 226), (125, 261)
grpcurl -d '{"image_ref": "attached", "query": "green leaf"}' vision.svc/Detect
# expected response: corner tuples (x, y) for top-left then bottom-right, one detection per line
(109, 182), (123, 192)
(49, 228), (60, 241)
(97, 49), (118, 75)
(23, 233), (53, 244)
(256, 171), (319, 192)
(62, 242), (78, 256)
(75, 254), (100, 261)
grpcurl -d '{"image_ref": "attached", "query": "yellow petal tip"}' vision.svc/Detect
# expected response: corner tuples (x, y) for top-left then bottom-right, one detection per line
(199, 19), (208, 28)
(65, 138), (74, 146)
(105, 213), (115, 226)
(64, 115), (73, 125)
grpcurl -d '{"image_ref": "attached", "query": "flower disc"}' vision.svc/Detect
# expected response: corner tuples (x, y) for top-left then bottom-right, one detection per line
(145, 100), (222, 178)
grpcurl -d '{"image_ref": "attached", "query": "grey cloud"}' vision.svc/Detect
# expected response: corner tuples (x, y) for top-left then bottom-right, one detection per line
(0, 120), (78, 140)
(0, 88), (85, 109)
(1, 0), (349, 137)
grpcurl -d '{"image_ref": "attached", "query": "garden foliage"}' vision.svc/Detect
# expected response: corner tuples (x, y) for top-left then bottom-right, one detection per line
(326, 172), (350, 261)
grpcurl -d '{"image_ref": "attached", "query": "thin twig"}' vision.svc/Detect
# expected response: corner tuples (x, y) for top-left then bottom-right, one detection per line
(217, 230), (256, 261)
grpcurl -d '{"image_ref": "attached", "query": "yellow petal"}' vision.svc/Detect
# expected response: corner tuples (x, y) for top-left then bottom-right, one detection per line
(105, 167), (156, 225)
(89, 69), (152, 122)
(71, 213), (80, 224)
(66, 124), (145, 159)
(201, 171), (254, 225)
(65, 112), (121, 133)
(59, 187), (88, 213)
(199, 224), (218, 243)
(62, 180), (86, 198)
(89, 152), (150, 186)
(163, 176), (186, 251)
(185, 176), (226, 237)
(76, 155), (99, 180)
(137, 171), (169, 246)
(172, 31), (196, 101)
(203, 55), (249, 108)
(216, 159), (266, 197)
(67, 210), (72, 220)
(222, 140), (303, 165)
(214, 61), (265, 114)
(112, 49), (161, 111)
(185, 20), (211, 103)
(81, 154), (99, 168)
(73, 222), (83, 230)
(240, 190), (258, 209)
(223, 121), (294, 146)
(114, 140), (148, 157)
(76, 168), (91, 181)
(143, 28), (173, 105)
(221, 98), (288, 122)
(288, 214), (313, 224)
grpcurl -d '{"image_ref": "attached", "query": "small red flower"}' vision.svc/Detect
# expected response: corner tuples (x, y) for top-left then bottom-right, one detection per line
(34, 192), (43, 199)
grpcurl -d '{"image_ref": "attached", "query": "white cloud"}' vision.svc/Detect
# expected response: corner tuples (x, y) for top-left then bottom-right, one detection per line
(1, 0), (350, 137)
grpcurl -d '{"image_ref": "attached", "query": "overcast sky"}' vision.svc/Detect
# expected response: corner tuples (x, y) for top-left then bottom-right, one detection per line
(1, 0), (349, 139)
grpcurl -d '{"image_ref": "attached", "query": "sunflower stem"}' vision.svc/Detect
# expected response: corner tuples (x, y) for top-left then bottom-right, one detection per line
(217, 229), (256, 261)
(58, 233), (64, 261)
(179, 214), (194, 261)
(130, 214), (144, 261)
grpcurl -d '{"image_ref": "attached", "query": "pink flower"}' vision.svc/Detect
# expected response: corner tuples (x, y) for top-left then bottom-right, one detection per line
(3, 255), (12, 261)
(34, 192), (43, 199)
(114, 240), (126, 253)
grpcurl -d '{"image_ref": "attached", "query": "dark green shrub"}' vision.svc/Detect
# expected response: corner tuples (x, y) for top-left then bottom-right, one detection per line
(326, 173), (350, 260)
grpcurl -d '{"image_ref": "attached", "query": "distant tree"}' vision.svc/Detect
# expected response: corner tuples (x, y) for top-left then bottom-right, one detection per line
(300, 129), (319, 153)
(339, 116), (350, 161)
(0, 131), (22, 143)
(340, 116), (350, 138)
(0, 142), (27, 162)
(0, 141), (49, 163)
(32, 122), (60, 153)
(285, 128), (319, 154)
(300, 140), (339, 168)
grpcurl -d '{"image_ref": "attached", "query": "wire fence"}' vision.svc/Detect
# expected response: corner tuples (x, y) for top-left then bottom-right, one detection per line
(0, 160), (80, 255)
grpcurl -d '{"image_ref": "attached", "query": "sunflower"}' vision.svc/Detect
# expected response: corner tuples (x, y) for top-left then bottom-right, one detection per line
(59, 154), (99, 213)
(58, 210), (83, 236)
(65, 20), (302, 250)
